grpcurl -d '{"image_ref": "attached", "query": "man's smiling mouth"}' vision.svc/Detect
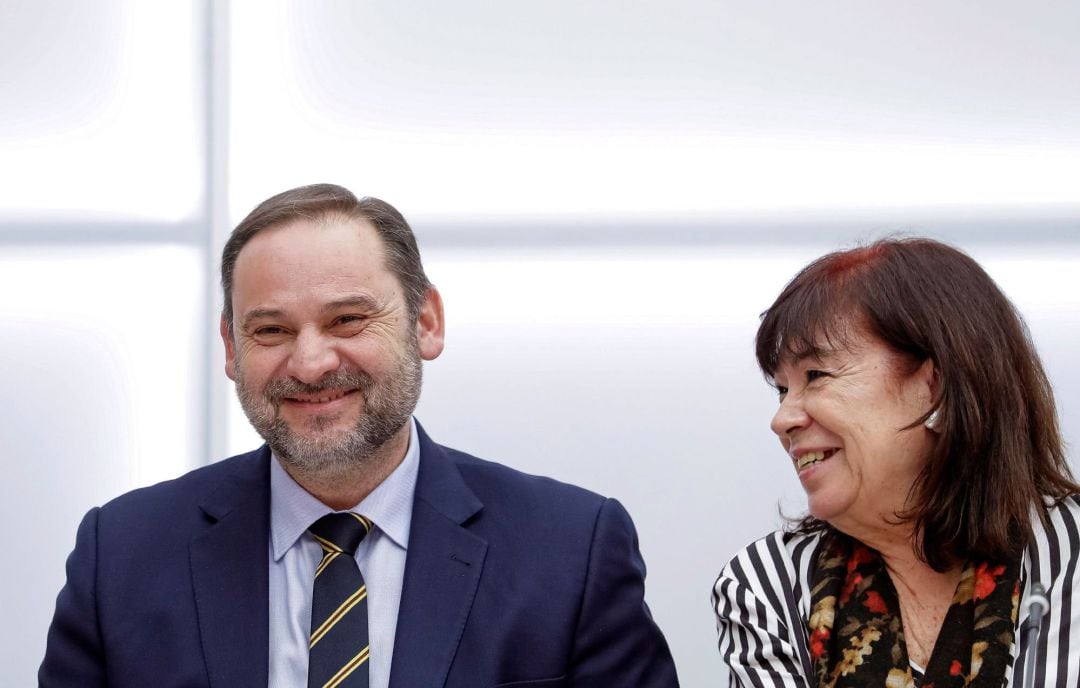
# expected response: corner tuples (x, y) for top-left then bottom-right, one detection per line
(285, 389), (357, 404)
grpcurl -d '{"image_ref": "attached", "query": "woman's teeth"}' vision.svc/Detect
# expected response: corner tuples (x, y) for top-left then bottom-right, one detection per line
(797, 449), (835, 469)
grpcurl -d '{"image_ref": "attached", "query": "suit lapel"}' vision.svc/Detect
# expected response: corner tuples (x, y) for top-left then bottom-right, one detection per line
(190, 448), (271, 688)
(389, 427), (487, 688)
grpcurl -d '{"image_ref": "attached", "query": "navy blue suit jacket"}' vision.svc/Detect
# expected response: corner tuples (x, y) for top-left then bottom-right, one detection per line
(40, 426), (679, 687)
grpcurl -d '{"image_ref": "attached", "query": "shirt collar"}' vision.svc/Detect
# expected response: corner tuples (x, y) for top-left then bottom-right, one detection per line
(270, 417), (420, 561)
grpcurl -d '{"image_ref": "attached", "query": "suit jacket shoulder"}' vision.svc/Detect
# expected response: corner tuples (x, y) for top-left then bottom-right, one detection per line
(394, 431), (680, 687)
(437, 443), (610, 527)
(40, 448), (273, 688)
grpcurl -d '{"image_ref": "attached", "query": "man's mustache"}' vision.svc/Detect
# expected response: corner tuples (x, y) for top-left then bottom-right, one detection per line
(262, 368), (375, 403)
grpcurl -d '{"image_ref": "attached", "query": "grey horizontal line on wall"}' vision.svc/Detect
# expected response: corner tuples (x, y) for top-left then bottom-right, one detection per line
(3, 211), (1078, 250)
(411, 212), (1080, 249)
(0, 221), (205, 246)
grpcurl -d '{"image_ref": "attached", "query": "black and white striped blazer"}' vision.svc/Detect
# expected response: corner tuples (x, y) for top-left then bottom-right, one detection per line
(713, 496), (1080, 687)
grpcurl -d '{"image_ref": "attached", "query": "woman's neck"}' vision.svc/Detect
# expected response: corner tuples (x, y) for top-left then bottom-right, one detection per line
(834, 519), (963, 667)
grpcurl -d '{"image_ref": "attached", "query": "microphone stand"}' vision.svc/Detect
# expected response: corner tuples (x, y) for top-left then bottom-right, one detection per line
(1023, 582), (1049, 688)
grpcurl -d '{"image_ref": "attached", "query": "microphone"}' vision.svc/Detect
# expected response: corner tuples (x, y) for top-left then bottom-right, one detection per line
(1027, 582), (1050, 625)
(1023, 582), (1049, 688)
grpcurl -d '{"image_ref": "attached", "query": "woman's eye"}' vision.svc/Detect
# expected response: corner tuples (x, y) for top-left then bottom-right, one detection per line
(806, 369), (826, 382)
(775, 385), (788, 398)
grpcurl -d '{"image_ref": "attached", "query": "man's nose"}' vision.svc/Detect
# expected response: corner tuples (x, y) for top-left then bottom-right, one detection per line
(770, 393), (810, 438)
(287, 330), (341, 384)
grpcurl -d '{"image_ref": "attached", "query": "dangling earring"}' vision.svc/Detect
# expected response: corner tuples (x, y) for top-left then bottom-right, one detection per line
(925, 408), (941, 432)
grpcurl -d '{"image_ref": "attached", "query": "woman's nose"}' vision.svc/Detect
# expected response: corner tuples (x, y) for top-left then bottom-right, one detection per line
(770, 394), (810, 438)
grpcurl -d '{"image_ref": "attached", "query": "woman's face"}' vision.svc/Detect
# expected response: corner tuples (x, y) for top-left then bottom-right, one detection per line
(770, 326), (937, 538)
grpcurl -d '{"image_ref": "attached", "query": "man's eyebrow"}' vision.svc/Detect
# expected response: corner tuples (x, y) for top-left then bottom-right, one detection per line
(239, 308), (285, 331)
(322, 295), (380, 313)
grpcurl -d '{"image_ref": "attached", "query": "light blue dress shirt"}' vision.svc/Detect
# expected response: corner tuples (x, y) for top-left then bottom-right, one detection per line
(268, 418), (419, 688)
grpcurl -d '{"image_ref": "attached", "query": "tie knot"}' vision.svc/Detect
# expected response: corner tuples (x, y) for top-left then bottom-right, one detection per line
(308, 512), (372, 556)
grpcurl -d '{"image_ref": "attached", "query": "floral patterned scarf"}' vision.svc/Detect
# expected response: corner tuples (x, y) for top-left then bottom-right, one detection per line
(807, 532), (1021, 688)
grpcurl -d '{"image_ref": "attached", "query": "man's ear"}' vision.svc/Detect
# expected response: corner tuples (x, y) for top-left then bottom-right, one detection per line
(220, 315), (237, 381)
(415, 286), (445, 361)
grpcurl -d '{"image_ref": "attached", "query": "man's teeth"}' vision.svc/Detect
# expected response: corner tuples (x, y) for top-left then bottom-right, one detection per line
(295, 391), (348, 403)
(797, 450), (833, 469)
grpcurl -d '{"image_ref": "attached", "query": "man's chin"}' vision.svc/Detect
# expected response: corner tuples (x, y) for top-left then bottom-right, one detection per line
(272, 441), (363, 474)
(262, 412), (412, 472)
(272, 432), (352, 458)
(281, 409), (356, 433)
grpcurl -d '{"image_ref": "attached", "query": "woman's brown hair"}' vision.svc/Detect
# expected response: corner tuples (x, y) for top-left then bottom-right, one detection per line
(756, 237), (1078, 571)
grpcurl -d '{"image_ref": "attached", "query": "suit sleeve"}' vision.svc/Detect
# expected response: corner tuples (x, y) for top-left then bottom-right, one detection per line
(39, 507), (107, 688)
(713, 557), (812, 688)
(569, 498), (680, 687)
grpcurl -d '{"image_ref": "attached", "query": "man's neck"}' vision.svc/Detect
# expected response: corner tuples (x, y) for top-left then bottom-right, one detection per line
(281, 424), (412, 511)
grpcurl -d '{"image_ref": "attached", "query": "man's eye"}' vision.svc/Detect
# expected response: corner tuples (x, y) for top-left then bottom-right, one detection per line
(253, 326), (285, 337)
(334, 315), (366, 328)
(806, 369), (826, 382)
(775, 385), (788, 398)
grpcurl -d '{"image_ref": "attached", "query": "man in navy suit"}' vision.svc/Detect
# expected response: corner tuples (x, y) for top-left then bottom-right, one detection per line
(40, 184), (679, 687)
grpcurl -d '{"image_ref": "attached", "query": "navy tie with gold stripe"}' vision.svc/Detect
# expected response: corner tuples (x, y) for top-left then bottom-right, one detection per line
(308, 512), (372, 688)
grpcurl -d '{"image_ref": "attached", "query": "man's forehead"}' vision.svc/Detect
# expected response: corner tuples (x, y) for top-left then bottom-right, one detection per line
(241, 215), (380, 251)
(232, 223), (398, 298)
(231, 218), (390, 285)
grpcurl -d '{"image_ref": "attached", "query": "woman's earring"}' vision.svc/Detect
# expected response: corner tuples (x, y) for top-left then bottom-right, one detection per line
(925, 408), (941, 432)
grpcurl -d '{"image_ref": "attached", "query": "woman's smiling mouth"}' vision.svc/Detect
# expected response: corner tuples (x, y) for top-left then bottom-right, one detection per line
(795, 448), (839, 470)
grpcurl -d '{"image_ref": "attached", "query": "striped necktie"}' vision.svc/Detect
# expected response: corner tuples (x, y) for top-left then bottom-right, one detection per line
(307, 512), (373, 688)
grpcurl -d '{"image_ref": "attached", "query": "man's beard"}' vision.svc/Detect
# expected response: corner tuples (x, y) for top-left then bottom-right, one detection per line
(233, 339), (422, 479)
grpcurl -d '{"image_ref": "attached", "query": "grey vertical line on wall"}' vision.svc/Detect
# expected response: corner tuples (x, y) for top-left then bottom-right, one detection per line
(205, 0), (232, 465)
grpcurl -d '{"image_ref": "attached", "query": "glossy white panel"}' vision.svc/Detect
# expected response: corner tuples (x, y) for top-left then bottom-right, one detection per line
(0, 0), (204, 222)
(228, 1), (1080, 222)
(1, 245), (205, 684)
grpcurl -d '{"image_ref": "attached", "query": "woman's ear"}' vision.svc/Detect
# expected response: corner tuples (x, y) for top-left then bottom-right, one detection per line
(918, 357), (941, 431)
(919, 357), (940, 399)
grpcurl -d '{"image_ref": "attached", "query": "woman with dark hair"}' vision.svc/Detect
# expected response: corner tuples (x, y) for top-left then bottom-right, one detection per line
(713, 238), (1080, 687)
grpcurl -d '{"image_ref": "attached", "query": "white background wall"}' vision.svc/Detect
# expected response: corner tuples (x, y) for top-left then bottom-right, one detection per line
(3, 2), (1079, 686)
